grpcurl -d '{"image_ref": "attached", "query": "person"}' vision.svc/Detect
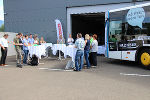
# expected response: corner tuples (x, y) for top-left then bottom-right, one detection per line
(40, 37), (46, 44)
(57, 35), (65, 58)
(13, 33), (23, 68)
(20, 33), (24, 40)
(121, 35), (128, 43)
(16, 33), (23, 50)
(19, 33), (24, 62)
(67, 34), (74, 45)
(0, 34), (9, 66)
(22, 36), (25, 40)
(34, 35), (39, 45)
(90, 34), (98, 68)
(74, 33), (85, 71)
(131, 36), (136, 40)
(57, 35), (65, 44)
(14, 34), (18, 60)
(89, 34), (94, 45)
(28, 34), (34, 45)
(84, 34), (91, 69)
(22, 35), (29, 65)
(89, 34), (93, 65)
(109, 35), (117, 42)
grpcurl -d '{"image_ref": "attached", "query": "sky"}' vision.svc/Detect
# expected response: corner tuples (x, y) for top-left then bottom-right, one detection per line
(0, 0), (4, 21)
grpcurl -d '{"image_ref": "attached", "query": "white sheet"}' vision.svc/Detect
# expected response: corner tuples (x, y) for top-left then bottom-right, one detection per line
(52, 44), (77, 62)
(28, 45), (46, 59)
(97, 46), (106, 55)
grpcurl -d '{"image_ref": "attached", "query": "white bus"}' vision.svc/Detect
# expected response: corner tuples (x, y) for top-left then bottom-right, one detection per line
(105, 2), (150, 67)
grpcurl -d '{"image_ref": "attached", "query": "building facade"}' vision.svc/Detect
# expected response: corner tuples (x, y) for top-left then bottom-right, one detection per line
(3, 0), (149, 43)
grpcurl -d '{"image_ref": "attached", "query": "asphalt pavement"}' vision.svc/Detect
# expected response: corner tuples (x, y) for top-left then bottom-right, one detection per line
(0, 56), (150, 100)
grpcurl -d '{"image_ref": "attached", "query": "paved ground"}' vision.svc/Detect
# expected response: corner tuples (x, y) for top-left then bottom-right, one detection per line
(0, 56), (150, 100)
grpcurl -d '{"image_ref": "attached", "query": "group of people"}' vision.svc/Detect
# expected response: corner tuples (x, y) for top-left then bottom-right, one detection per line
(0, 32), (98, 71)
(13, 33), (46, 68)
(0, 33), (46, 68)
(74, 33), (98, 71)
(67, 33), (98, 71)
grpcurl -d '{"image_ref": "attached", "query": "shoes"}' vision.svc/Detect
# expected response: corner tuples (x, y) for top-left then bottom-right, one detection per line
(0, 64), (4, 66)
(83, 66), (91, 69)
(4, 64), (8, 66)
(16, 65), (22, 68)
(91, 66), (97, 68)
(74, 69), (82, 71)
(73, 69), (81, 71)
(23, 63), (28, 66)
(83, 67), (87, 69)
(84, 65), (87, 67)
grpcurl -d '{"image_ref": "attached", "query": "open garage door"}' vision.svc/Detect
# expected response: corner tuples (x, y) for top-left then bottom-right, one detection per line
(71, 13), (105, 45)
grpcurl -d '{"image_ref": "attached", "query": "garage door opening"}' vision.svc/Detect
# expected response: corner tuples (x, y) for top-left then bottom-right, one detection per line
(71, 13), (105, 45)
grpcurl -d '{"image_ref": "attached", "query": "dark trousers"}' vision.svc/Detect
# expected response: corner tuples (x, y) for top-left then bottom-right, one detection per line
(1, 47), (7, 65)
(91, 52), (97, 66)
(89, 53), (92, 65)
(57, 50), (64, 57)
(23, 50), (29, 64)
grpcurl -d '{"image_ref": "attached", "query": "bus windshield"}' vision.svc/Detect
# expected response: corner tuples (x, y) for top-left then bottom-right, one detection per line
(109, 6), (150, 51)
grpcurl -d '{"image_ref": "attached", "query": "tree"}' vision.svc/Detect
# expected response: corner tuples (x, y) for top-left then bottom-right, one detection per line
(0, 24), (4, 32)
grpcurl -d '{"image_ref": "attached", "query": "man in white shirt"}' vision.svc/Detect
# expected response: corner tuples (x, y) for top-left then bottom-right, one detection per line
(67, 34), (74, 45)
(0, 34), (9, 66)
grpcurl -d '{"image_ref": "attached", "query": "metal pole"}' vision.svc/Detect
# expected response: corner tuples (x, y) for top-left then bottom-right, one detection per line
(59, 50), (61, 60)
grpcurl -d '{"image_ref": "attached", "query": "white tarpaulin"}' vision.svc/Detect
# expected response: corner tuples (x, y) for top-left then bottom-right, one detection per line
(28, 45), (46, 59)
(55, 19), (64, 39)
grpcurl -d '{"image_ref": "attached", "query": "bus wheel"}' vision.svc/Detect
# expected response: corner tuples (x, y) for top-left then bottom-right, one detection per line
(139, 49), (150, 67)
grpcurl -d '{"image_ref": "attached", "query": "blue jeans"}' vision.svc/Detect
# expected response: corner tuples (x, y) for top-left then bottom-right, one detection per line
(84, 50), (90, 68)
(75, 50), (84, 71)
(23, 50), (29, 64)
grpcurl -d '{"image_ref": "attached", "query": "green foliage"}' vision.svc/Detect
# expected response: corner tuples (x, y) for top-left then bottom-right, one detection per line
(0, 24), (4, 32)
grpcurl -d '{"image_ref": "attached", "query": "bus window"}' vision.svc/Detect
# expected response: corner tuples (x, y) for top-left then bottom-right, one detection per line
(109, 6), (150, 51)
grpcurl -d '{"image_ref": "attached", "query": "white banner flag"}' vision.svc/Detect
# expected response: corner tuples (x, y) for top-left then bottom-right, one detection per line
(55, 19), (64, 39)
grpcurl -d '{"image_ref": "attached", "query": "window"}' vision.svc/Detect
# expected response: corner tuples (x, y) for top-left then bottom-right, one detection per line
(109, 6), (150, 51)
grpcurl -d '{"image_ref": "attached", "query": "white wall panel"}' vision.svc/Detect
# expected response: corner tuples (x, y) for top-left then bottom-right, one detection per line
(122, 51), (136, 61)
(109, 51), (122, 60)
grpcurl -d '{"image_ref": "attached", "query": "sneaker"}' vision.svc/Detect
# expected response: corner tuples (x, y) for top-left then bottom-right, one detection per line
(83, 67), (87, 69)
(4, 64), (9, 66)
(84, 64), (87, 67)
(17, 65), (22, 68)
(23, 64), (28, 66)
(91, 66), (97, 68)
(0, 64), (4, 66)
(73, 69), (78, 71)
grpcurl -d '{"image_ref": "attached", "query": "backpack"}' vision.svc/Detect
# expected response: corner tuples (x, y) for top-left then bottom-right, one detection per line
(30, 55), (39, 66)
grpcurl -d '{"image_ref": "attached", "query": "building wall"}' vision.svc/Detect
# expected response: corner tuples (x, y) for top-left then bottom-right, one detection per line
(4, 0), (135, 43)
(66, 0), (132, 7)
(4, 0), (67, 43)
